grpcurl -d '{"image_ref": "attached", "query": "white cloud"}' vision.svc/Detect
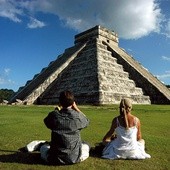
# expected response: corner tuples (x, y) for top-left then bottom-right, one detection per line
(0, 0), (166, 39)
(0, 68), (15, 85)
(4, 68), (11, 75)
(156, 71), (170, 85)
(27, 17), (46, 29)
(0, 78), (14, 85)
(46, 0), (163, 38)
(0, 0), (22, 22)
(23, 0), (164, 39)
(162, 56), (170, 61)
(0, 0), (46, 29)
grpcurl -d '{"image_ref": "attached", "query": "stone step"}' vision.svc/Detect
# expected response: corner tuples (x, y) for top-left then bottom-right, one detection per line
(103, 41), (170, 103)
(10, 43), (87, 104)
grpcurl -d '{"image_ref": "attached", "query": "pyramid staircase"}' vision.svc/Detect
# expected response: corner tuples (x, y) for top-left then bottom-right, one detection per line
(102, 42), (170, 104)
(10, 25), (170, 105)
(10, 43), (87, 104)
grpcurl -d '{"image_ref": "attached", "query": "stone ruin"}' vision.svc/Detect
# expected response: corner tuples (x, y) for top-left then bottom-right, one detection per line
(9, 25), (170, 105)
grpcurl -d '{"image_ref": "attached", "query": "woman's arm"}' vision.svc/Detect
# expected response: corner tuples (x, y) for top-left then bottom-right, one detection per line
(136, 118), (142, 141)
(102, 118), (117, 144)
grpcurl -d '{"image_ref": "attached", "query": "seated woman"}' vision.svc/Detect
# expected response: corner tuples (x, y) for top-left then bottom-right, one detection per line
(102, 98), (151, 160)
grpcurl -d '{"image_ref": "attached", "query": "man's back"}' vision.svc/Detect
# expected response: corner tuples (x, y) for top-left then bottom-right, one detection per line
(44, 108), (89, 164)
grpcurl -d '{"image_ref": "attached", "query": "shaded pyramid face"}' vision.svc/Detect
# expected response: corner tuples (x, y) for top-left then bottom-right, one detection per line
(39, 42), (100, 105)
(10, 25), (170, 105)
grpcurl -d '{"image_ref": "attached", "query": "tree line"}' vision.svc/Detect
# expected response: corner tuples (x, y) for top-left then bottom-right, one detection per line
(166, 85), (170, 88)
(0, 85), (169, 103)
(0, 89), (15, 103)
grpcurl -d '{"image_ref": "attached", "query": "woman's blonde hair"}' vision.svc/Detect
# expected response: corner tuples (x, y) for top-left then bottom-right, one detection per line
(120, 98), (132, 129)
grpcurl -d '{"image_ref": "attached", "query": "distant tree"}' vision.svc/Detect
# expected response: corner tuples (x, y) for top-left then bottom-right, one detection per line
(166, 85), (170, 89)
(0, 89), (15, 103)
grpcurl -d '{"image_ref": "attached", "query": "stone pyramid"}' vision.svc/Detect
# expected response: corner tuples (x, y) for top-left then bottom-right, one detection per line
(10, 25), (170, 105)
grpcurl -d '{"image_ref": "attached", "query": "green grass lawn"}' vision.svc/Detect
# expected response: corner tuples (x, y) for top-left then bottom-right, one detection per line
(0, 104), (170, 170)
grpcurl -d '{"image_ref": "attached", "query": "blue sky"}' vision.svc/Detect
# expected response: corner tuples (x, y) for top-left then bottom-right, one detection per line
(0, 0), (170, 92)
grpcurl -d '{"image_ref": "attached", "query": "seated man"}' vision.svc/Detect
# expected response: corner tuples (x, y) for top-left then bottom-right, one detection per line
(21, 90), (90, 165)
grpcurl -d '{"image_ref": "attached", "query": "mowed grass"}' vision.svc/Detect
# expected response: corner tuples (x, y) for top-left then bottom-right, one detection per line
(0, 104), (170, 170)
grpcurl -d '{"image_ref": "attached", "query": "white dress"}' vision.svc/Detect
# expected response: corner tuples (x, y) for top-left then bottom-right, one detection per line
(102, 118), (151, 159)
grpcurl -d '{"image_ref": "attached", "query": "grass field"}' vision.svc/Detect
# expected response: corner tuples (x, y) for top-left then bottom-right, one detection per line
(0, 104), (170, 170)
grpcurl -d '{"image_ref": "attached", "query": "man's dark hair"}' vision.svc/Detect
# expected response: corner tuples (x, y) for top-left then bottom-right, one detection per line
(59, 91), (74, 108)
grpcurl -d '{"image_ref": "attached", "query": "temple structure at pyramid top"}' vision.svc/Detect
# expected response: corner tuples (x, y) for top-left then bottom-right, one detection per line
(10, 25), (170, 105)
(74, 25), (119, 46)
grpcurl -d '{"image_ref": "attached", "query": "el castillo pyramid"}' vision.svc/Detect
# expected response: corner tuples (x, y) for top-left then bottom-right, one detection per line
(10, 25), (170, 105)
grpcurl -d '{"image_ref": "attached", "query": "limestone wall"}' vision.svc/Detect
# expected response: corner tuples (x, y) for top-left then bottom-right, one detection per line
(40, 37), (150, 105)
(10, 44), (87, 104)
(104, 42), (170, 104)
(40, 40), (100, 104)
(96, 39), (150, 104)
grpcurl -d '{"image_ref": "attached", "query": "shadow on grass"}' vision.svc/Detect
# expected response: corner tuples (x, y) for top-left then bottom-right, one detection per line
(0, 149), (102, 165)
(0, 149), (45, 165)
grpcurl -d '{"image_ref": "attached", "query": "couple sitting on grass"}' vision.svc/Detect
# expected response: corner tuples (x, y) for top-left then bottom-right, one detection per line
(20, 90), (151, 165)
